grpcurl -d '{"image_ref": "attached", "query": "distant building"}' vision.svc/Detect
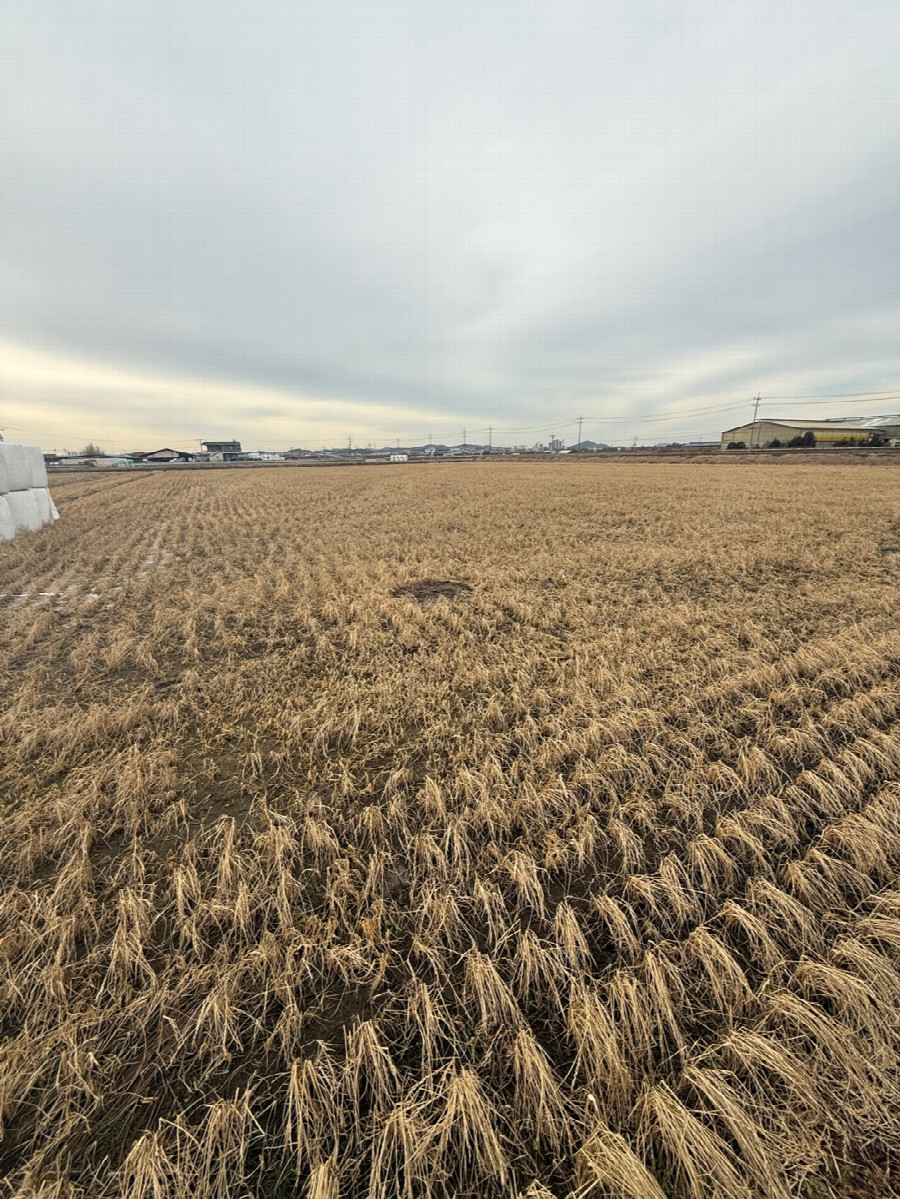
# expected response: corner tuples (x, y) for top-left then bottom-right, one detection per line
(389, 453), (408, 463)
(721, 415), (900, 449)
(130, 448), (192, 462)
(201, 440), (242, 459)
(73, 455), (135, 470)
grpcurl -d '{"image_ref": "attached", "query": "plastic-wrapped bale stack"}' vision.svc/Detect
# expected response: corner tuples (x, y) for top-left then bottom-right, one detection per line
(0, 444), (59, 541)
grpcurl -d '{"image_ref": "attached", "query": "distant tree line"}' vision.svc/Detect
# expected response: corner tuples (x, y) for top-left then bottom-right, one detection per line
(727, 431), (816, 449)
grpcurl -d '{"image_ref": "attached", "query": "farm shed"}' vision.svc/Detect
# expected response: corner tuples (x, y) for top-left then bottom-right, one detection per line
(721, 414), (900, 448)
(0, 443), (59, 540)
(72, 456), (134, 469)
(130, 448), (191, 462)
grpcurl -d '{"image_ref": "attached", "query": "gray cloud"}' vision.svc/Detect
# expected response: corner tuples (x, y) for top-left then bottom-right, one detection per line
(2, 1), (899, 448)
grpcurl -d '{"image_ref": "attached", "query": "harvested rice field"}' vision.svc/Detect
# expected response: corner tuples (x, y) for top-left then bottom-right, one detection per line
(3, 461), (900, 1198)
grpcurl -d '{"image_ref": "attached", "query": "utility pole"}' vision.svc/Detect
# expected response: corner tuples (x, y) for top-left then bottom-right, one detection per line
(577, 415), (584, 449)
(347, 434), (352, 454)
(750, 393), (761, 447)
(462, 427), (467, 449)
(488, 426), (493, 450)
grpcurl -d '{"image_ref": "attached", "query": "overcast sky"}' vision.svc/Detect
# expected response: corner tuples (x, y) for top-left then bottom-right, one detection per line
(2, 2), (899, 450)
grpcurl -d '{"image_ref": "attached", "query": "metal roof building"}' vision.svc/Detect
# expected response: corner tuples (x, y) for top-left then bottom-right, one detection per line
(721, 415), (900, 448)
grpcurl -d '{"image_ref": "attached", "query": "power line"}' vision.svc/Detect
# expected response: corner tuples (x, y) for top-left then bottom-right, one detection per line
(469, 418), (581, 436)
(571, 402), (749, 427)
(462, 404), (746, 442)
(761, 389), (900, 399)
(482, 389), (900, 438)
(760, 394), (900, 406)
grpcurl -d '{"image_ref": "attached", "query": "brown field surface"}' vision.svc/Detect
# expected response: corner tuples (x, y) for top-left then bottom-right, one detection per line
(3, 462), (900, 1198)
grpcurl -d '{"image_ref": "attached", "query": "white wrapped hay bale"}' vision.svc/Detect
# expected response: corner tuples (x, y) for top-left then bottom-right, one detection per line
(6, 488), (43, 533)
(0, 495), (15, 541)
(2, 444), (33, 492)
(32, 488), (57, 526)
(0, 445), (59, 539)
(25, 445), (49, 488)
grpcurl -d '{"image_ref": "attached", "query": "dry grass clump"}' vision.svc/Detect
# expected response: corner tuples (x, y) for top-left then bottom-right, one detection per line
(2, 461), (900, 1196)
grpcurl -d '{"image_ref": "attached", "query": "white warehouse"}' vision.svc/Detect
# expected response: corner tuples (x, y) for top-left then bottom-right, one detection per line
(721, 414), (900, 448)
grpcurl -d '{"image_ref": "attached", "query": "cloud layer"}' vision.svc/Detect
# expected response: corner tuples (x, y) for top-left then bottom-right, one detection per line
(2, 1), (899, 449)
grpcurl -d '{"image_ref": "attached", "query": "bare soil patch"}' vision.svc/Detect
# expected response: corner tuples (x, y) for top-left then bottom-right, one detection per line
(391, 578), (473, 604)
